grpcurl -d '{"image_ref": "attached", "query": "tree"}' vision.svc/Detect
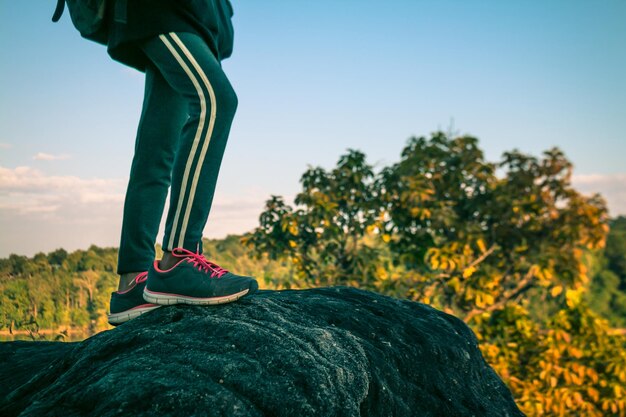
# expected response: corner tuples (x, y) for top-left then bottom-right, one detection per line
(242, 149), (385, 288)
(587, 216), (626, 327)
(243, 132), (625, 416)
(378, 134), (608, 320)
(47, 248), (68, 267)
(605, 216), (626, 289)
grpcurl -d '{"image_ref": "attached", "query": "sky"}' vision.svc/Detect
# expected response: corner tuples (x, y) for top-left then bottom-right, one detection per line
(1, 1), (625, 258)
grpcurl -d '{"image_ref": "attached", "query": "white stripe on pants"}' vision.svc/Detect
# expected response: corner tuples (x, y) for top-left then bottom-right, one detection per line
(158, 32), (218, 251)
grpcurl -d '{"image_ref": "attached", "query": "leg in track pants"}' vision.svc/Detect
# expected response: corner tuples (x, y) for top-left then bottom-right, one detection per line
(116, 31), (238, 275)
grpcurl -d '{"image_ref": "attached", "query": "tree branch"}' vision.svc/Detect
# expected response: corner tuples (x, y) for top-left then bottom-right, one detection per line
(463, 266), (536, 323)
(466, 244), (497, 270)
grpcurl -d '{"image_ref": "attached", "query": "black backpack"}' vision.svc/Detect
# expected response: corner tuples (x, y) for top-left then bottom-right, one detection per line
(51, 0), (108, 45)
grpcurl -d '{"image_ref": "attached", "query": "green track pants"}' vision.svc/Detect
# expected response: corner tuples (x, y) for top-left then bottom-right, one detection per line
(117, 31), (237, 275)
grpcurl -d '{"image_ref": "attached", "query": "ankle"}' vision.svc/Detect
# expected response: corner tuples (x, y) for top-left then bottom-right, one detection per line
(159, 250), (179, 270)
(118, 272), (142, 292)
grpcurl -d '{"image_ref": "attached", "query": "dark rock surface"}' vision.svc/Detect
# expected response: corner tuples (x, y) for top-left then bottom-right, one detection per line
(0, 287), (524, 417)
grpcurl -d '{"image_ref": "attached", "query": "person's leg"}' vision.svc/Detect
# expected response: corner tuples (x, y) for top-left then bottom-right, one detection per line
(116, 60), (187, 290)
(137, 31), (256, 306)
(138, 32), (238, 266)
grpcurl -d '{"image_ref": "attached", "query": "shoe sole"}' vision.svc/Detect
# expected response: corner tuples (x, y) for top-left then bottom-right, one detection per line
(107, 304), (161, 325)
(143, 287), (251, 306)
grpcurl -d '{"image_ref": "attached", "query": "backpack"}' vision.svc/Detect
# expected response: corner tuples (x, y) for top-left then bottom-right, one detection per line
(51, 0), (108, 45)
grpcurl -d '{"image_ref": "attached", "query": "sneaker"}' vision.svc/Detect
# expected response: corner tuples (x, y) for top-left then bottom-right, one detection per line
(108, 271), (161, 326)
(143, 247), (258, 306)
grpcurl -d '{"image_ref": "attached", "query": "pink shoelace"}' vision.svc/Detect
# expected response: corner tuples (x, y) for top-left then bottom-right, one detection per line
(135, 271), (149, 284)
(115, 271), (148, 294)
(172, 247), (229, 278)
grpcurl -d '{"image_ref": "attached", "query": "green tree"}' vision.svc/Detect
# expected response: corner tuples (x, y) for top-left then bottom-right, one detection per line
(587, 216), (626, 327)
(0, 245), (122, 336)
(244, 132), (625, 416)
(47, 248), (68, 268)
(378, 134), (608, 319)
(243, 149), (385, 288)
(605, 217), (626, 288)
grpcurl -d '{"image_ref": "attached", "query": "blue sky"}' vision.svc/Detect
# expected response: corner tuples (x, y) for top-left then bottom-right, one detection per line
(1, 1), (625, 258)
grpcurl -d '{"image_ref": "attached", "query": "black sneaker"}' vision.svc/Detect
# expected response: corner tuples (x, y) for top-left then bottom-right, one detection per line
(108, 271), (161, 325)
(143, 247), (258, 305)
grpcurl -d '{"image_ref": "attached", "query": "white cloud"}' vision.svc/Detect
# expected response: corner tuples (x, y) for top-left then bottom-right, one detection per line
(572, 173), (626, 216)
(0, 165), (276, 257)
(33, 152), (71, 161)
(2, 163), (620, 259)
(0, 165), (126, 218)
(0, 142), (12, 149)
(572, 173), (626, 186)
(0, 165), (123, 195)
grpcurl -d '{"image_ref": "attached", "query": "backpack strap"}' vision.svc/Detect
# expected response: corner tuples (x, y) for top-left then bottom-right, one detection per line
(51, 0), (65, 22)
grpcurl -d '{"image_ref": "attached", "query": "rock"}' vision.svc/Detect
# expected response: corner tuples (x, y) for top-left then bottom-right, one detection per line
(0, 287), (524, 417)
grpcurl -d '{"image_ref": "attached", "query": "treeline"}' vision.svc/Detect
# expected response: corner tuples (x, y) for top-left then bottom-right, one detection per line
(1, 132), (625, 415)
(0, 238), (290, 336)
(0, 245), (119, 334)
(0, 221), (624, 333)
(1, 223), (622, 333)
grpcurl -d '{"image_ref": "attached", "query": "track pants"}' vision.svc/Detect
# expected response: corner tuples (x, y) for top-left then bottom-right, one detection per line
(116, 31), (237, 275)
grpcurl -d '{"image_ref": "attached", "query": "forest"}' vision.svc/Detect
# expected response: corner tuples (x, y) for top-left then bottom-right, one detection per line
(1, 133), (625, 416)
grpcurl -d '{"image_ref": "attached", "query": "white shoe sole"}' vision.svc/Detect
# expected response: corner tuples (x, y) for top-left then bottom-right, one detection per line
(107, 304), (161, 325)
(143, 288), (250, 306)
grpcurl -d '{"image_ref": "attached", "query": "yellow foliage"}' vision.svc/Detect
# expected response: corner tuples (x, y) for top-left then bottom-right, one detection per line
(551, 286), (563, 297)
(476, 238), (487, 253)
(447, 277), (460, 291)
(463, 266), (476, 278)
(587, 387), (600, 402)
(568, 347), (583, 359)
(376, 266), (389, 280)
(475, 293), (485, 308)
(565, 288), (583, 308)
(484, 293), (495, 305)
(542, 268), (553, 281)
(447, 259), (456, 270)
